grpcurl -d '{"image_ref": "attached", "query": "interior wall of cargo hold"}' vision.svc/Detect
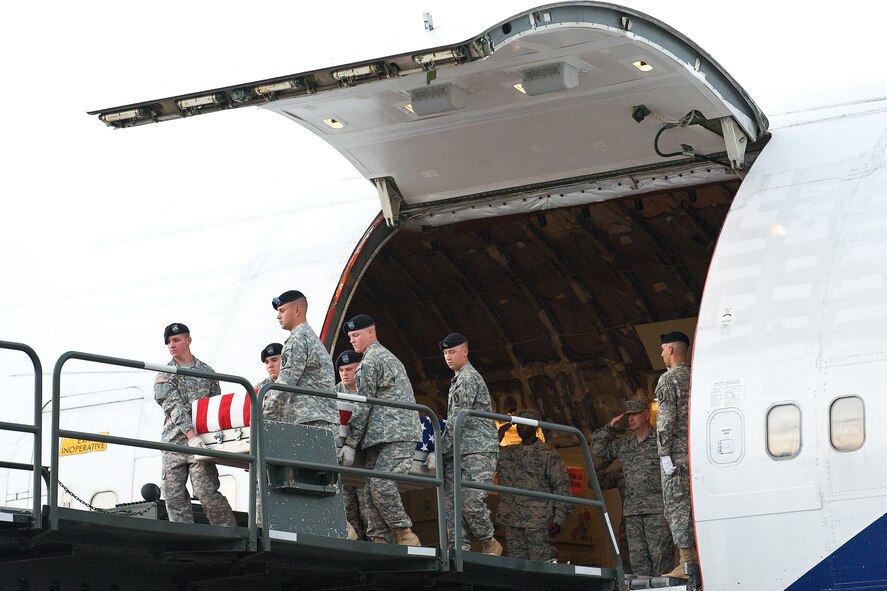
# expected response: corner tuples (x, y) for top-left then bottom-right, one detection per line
(332, 178), (740, 444)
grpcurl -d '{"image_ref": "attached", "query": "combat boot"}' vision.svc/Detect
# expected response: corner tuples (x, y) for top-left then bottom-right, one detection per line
(393, 527), (421, 546)
(481, 537), (503, 556)
(663, 547), (696, 579)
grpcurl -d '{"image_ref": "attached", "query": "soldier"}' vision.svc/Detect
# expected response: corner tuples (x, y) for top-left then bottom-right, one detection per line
(335, 349), (368, 540)
(254, 342), (282, 392)
(439, 333), (502, 555)
(153, 323), (236, 526)
(269, 290), (338, 433)
(594, 458), (632, 573)
(592, 400), (673, 576)
(655, 331), (696, 578)
(497, 409), (572, 562)
(338, 314), (422, 546)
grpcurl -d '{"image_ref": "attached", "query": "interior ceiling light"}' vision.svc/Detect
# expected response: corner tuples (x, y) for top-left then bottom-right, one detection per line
(632, 60), (654, 72)
(513, 83), (527, 94)
(255, 79), (299, 94)
(176, 94), (223, 109)
(322, 118), (345, 129)
(403, 104), (416, 114)
(520, 62), (579, 96)
(100, 108), (149, 123)
(413, 49), (460, 65)
(409, 83), (465, 116)
(331, 64), (378, 81)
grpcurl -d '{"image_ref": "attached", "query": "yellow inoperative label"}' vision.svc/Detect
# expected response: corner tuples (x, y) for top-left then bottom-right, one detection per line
(60, 432), (109, 456)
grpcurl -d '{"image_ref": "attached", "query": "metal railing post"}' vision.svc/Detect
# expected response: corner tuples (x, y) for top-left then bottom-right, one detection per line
(451, 410), (624, 581)
(49, 351), (259, 550)
(0, 340), (43, 529)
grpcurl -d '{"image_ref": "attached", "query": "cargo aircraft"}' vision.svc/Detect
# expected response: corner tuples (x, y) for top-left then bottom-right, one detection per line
(1, 2), (885, 590)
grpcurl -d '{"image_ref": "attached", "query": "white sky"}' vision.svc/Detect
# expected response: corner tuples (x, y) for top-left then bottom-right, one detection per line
(1, 0), (887, 409)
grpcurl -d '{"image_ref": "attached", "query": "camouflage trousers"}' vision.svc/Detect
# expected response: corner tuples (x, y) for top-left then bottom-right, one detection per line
(661, 463), (696, 548)
(445, 453), (497, 549)
(344, 446), (369, 539)
(505, 525), (555, 562)
(625, 513), (675, 576)
(161, 451), (236, 526)
(361, 442), (413, 539)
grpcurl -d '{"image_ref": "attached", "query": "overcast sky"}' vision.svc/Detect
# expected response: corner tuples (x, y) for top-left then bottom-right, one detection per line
(1, 0), (886, 401)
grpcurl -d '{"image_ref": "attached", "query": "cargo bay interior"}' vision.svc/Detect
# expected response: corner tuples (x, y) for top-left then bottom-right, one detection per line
(334, 177), (740, 566)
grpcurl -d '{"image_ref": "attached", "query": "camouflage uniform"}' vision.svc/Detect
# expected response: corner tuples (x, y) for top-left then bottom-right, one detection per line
(595, 461), (631, 573)
(497, 440), (572, 561)
(337, 381), (368, 540)
(655, 362), (695, 549)
(254, 376), (273, 393)
(592, 424), (673, 575)
(443, 362), (498, 549)
(267, 322), (338, 433)
(344, 342), (421, 539)
(154, 357), (236, 526)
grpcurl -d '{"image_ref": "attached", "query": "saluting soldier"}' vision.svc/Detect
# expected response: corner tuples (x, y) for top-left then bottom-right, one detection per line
(154, 323), (236, 526)
(254, 342), (282, 392)
(592, 399), (672, 576)
(268, 290), (338, 433)
(655, 331), (696, 578)
(439, 332), (502, 555)
(497, 409), (572, 562)
(338, 314), (422, 547)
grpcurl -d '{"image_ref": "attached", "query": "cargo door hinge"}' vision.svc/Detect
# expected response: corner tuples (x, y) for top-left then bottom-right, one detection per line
(373, 177), (403, 227)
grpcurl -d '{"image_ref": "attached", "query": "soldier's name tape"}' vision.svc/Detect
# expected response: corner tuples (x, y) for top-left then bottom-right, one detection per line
(510, 416), (539, 427)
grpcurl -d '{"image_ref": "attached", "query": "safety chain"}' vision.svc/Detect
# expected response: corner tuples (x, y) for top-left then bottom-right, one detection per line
(58, 479), (158, 517)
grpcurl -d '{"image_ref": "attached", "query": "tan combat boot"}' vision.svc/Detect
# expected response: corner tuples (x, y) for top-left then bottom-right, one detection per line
(392, 527), (421, 546)
(346, 522), (359, 541)
(481, 537), (503, 556)
(663, 547), (696, 579)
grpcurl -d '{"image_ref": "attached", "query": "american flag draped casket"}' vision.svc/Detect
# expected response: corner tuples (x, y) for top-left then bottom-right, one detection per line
(191, 392), (252, 467)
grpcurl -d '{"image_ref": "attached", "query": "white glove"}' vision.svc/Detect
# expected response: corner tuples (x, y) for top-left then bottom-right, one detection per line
(188, 436), (208, 449)
(424, 452), (437, 472)
(660, 455), (676, 476)
(338, 445), (356, 467)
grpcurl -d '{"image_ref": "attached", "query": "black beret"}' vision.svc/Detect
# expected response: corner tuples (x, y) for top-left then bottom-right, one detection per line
(336, 349), (363, 368)
(272, 290), (306, 310)
(660, 331), (690, 346)
(439, 332), (467, 350)
(163, 323), (190, 344)
(261, 342), (283, 362)
(343, 314), (375, 334)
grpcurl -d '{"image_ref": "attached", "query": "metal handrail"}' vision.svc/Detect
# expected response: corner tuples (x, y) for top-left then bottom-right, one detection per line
(0, 340), (44, 529)
(451, 409), (624, 580)
(256, 381), (447, 556)
(50, 351), (260, 550)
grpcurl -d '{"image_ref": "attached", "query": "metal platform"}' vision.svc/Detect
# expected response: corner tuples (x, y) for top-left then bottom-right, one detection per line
(0, 506), (620, 590)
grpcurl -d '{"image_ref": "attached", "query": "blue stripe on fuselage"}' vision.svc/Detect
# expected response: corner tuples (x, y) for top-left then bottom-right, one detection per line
(786, 512), (887, 591)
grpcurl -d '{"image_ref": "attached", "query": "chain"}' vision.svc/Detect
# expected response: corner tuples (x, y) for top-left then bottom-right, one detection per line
(58, 479), (158, 517)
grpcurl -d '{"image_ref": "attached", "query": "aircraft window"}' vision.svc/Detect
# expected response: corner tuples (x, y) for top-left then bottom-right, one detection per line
(89, 490), (118, 510)
(766, 404), (801, 459)
(829, 396), (865, 452)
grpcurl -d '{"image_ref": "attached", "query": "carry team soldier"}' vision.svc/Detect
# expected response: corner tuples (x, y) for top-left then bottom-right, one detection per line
(269, 290), (338, 433)
(335, 349), (369, 541)
(591, 399), (673, 576)
(338, 314), (423, 547)
(153, 323), (236, 526)
(439, 333), (502, 556)
(655, 331), (696, 578)
(496, 409), (572, 562)
(254, 342), (282, 392)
